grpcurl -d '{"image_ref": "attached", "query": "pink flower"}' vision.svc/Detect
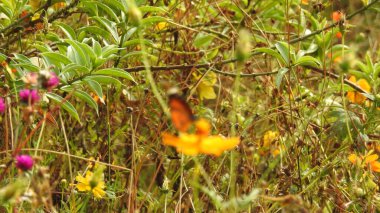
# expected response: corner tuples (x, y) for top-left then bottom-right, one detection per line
(15, 155), (34, 171)
(0, 97), (5, 113)
(46, 72), (59, 88)
(19, 89), (40, 104)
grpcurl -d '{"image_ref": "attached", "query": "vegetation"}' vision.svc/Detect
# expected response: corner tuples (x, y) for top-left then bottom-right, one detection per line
(1, 0), (380, 212)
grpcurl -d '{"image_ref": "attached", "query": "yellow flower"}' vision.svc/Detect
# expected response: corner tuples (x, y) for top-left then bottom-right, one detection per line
(348, 153), (380, 172)
(346, 76), (371, 104)
(156, 22), (168, 30)
(75, 171), (106, 198)
(301, 0), (308, 5)
(162, 119), (239, 156)
(193, 72), (217, 100)
(262, 131), (279, 147)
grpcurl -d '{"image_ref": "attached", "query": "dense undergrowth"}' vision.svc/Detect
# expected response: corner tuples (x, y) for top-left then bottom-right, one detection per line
(1, 0), (380, 212)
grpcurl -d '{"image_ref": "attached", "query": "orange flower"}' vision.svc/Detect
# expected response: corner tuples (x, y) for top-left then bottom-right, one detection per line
(162, 119), (240, 156)
(301, 0), (308, 5)
(336, 31), (342, 39)
(348, 153), (380, 172)
(346, 76), (371, 104)
(332, 11), (343, 22)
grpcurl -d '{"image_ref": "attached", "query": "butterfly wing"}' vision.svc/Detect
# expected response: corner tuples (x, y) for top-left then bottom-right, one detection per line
(169, 94), (194, 132)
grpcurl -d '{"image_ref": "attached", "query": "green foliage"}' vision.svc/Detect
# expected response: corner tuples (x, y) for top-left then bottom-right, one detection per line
(1, 0), (380, 212)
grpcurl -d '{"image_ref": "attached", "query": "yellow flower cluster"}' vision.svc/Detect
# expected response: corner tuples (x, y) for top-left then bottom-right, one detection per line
(348, 153), (380, 172)
(346, 76), (371, 104)
(75, 171), (106, 198)
(162, 119), (240, 156)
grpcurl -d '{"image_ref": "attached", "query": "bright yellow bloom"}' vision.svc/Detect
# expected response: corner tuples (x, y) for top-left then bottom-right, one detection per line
(348, 153), (380, 172)
(162, 119), (239, 156)
(193, 72), (217, 100)
(346, 76), (371, 104)
(75, 171), (106, 198)
(301, 0), (308, 5)
(156, 22), (168, 30)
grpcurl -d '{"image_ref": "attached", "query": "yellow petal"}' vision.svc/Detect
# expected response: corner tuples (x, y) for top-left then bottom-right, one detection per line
(348, 154), (358, 164)
(200, 136), (240, 156)
(76, 175), (88, 184)
(162, 132), (201, 155)
(272, 149), (281, 157)
(162, 132), (182, 146)
(176, 146), (200, 156)
(346, 91), (356, 103)
(156, 22), (168, 30)
(370, 161), (380, 172)
(357, 79), (371, 92)
(76, 183), (91, 192)
(197, 83), (216, 100)
(195, 119), (211, 136)
(365, 154), (379, 164)
(92, 187), (106, 198)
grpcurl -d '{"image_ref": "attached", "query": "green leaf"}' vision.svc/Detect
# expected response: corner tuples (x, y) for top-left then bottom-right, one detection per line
(12, 63), (39, 72)
(46, 93), (81, 123)
(65, 39), (89, 68)
(56, 22), (77, 40)
(91, 16), (119, 43)
(93, 68), (135, 83)
(86, 75), (122, 90)
(275, 42), (291, 65)
(61, 64), (90, 77)
(41, 52), (72, 66)
(194, 34), (214, 48)
(84, 78), (104, 104)
(254, 48), (285, 64)
(294, 56), (320, 68)
(275, 68), (289, 88)
(140, 16), (168, 27)
(139, 6), (167, 14)
(61, 86), (99, 115)
(78, 26), (112, 40)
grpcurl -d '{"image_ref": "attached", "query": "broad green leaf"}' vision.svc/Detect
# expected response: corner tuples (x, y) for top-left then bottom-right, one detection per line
(84, 78), (104, 103)
(91, 16), (119, 43)
(12, 63), (39, 72)
(93, 68), (135, 83)
(46, 93), (81, 123)
(65, 39), (89, 68)
(41, 52), (72, 65)
(78, 26), (112, 40)
(275, 68), (289, 88)
(139, 6), (167, 14)
(194, 34), (214, 48)
(61, 86), (99, 114)
(86, 75), (122, 90)
(56, 22), (77, 40)
(294, 56), (320, 68)
(275, 42), (291, 65)
(140, 16), (167, 27)
(254, 48), (285, 64)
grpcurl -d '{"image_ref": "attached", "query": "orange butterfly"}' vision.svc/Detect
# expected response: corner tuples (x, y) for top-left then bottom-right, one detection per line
(168, 94), (195, 132)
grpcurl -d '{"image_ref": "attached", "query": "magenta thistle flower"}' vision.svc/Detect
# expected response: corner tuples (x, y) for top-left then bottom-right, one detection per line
(15, 155), (34, 171)
(0, 97), (5, 113)
(46, 72), (59, 88)
(19, 89), (40, 104)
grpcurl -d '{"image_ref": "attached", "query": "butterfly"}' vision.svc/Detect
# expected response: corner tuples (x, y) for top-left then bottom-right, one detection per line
(168, 94), (195, 132)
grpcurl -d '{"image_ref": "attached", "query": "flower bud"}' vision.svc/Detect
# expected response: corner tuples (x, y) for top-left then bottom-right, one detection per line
(19, 89), (40, 104)
(236, 29), (252, 62)
(15, 155), (34, 171)
(0, 97), (5, 113)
